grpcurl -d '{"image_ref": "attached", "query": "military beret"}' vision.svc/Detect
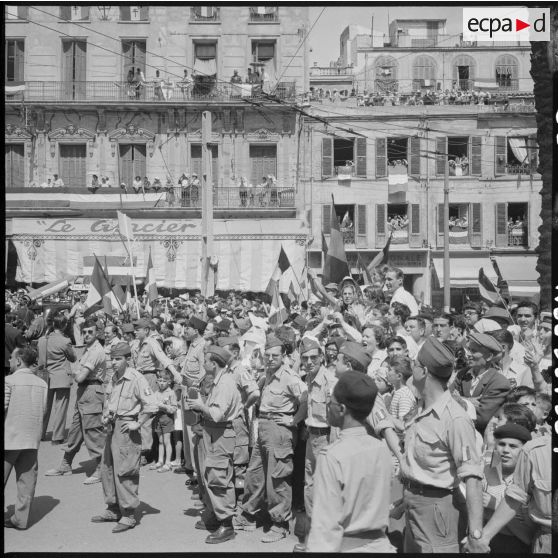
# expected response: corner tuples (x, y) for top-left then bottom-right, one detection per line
(325, 282), (338, 291)
(234, 317), (251, 332)
(206, 346), (232, 366)
(216, 336), (239, 348)
(540, 311), (551, 324)
(484, 306), (513, 325)
(494, 423), (532, 443)
(468, 331), (503, 354)
(474, 318), (501, 333)
(121, 323), (135, 334)
(339, 341), (372, 371)
(325, 337), (345, 351)
(265, 335), (284, 350)
(214, 318), (232, 332)
(189, 316), (207, 331)
(417, 337), (455, 379)
(299, 337), (322, 355)
(333, 371), (377, 415)
(110, 342), (132, 357)
(134, 318), (151, 329)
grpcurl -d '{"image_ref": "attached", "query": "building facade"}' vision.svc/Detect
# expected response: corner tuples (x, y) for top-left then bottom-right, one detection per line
(5, 5), (310, 291)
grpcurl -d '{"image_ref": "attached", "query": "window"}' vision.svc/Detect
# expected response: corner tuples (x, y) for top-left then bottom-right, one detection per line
(322, 137), (366, 178)
(249, 145), (276, 185)
(251, 40), (276, 82)
(375, 137), (421, 178)
(193, 41), (217, 95)
(495, 202), (528, 247)
(190, 7), (220, 21)
(494, 136), (538, 175)
(412, 55), (437, 91)
(374, 55), (398, 93)
(452, 54), (475, 91)
(62, 40), (87, 99)
(190, 144), (219, 186)
(5, 39), (24, 82)
(249, 7), (279, 22)
(437, 203), (482, 247)
(5, 144), (25, 188)
(495, 55), (518, 89)
(119, 6), (149, 21)
(122, 40), (146, 79)
(5, 5), (28, 20)
(119, 144), (146, 187)
(322, 203), (367, 246)
(60, 6), (90, 20)
(59, 144), (86, 187)
(437, 136), (481, 176)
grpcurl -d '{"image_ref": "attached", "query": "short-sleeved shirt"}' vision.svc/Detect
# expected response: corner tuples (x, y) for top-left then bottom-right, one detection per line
(205, 367), (243, 423)
(79, 340), (106, 382)
(389, 385), (416, 421)
(181, 336), (205, 384)
(306, 365), (336, 428)
(228, 360), (259, 403)
(401, 389), (483, 489)
(104, 367), (158, 418)
(505, 435), (551, 527)
(153, 386), (178, 416)
(259, 364), (307, 414)
(135, 337), (173, 374)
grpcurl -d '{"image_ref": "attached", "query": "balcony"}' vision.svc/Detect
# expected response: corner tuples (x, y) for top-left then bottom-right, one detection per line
(390, 34), (529, 48)
(507, 226), (527, 247)
(309, 66), (354, 77)
(341, 228), (355, 245)
(190, 7), (220, 22)
(5, 81), (297, 103)
(505, 163), (534, 175)
(335, 165), (355, 180)
(249, 7), (279, 22)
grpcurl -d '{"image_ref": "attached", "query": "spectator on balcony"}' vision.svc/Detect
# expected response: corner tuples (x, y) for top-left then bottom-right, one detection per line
(90, 174), (100, 189)
(126, 69), (136, 98)
(134, 68), (146, 100)
(132, 175), (144, 194)
(165, 178), (175, 206)
(230, 69), (242, 84)
(142, 176), (151, 192)
(239, 176), (248, 207)
(53, 174), (64, 188)
(151, 178), (162, 192)
(190, 173), (200, 206)
(178, 70), (193, 100)
(120, 182), (128, 193)
(40, 178), (53, 188)
(154, 70), (164, 101)
(246, 67), (257, 85)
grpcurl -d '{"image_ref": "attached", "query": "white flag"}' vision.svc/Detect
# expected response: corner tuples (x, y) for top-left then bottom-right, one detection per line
(117, 211), (134, 241)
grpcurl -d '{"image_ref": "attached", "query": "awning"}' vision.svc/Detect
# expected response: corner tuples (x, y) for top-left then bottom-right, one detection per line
(432, 257), (497, 288)
(492, 255), (539, 298)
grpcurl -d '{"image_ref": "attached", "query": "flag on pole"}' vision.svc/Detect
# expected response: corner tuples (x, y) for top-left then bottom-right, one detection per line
(268, 282), (288, 327)
(478, 268), (500, 305)
(145, 249), (158, 303)
(367, 232), (392, 275)
(357, 252), (374, 285)
(323, 195), (350, 285)
(490, 257), (512, 304)
(265, 246), (291, 296)
(117, 210), (135, 242)
(84, 255), (113, 314)
(287, 281), (298, 305)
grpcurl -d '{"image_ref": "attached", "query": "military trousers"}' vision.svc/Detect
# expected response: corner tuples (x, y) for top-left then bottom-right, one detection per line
(100, 419), (142, 525)
(43, 387), (71, 442)
(241, 418), (297, 524)
(4, 449), (39, 529)
(139, 372), (158, 454)
(232, 414), (250, 486)
(199, 424), (236, 521)
(304, 430), (330, 517)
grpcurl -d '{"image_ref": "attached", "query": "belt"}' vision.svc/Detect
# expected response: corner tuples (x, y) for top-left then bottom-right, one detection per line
(139, 370), (157, 375)
(307, 426), (330, 435)
(81, 379), (103, 386)
(258, 411), (295, 420)
(200, 418), (233, 429)
(401, 478), (454, 495)
(340, 530), (386, 552)
(115, 415), (139, 422)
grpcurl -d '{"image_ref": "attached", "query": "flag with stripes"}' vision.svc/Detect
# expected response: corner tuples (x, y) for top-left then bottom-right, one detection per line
(265, 246), (291, 296)
(490, 257), (512, 304)
(84, 255), (113, 315)
(367, 232), (392, 274)
(323, 195), (350, 285)
(268, 281), (288, 327)
(145, 249), (158, 303)
(478, 268), (500, 305)
(5, 81), (26, 94)
(117, 210), (135, 242)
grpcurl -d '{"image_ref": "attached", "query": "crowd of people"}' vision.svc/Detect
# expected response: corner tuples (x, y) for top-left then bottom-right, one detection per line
(4, 265), (552, 553)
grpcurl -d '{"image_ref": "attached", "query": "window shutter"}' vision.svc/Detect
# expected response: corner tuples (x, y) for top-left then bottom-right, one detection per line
(355, 137), (367, 177)
(494, 136), (507, 175)
(6, 144), (25, 188)
(119, 144), (132, 186)
(17, 6), (28, 19)
(524, 203), (529, 248)
(436, 203), (445, 247)
(81, 6), (90, 20)
(120, 6), (131, 20)
(356, 204), (367, 247)
(140, 6), (149, 20)
(375, 138), (386, 178)
(470, 202), (482, 247)
(74, 41), (87, 97)
(191, 145), (202, 178)
(375, 204), (386, 247)
(409, 137), (421, 176)
(471, 136), (482, 176)
(322, 205), (331, 234)
(495, 203), (508, 247)
(136, 41), (146, 73)
(133, 145), (147, 179)
(436, 136), (446, 176)
(527, 136), (538, 172)
(321, 137), (333, 178)
(60, 5), (71, 20)
(60, 144), (86, 187)
(409, 203), (421, 247)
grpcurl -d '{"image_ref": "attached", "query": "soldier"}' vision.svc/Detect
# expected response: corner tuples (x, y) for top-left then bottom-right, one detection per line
(90, 342), (158, 533)
(306, 371), (396, 552)
(400, 337), (484, 552)
(233, 336), (307, 543)
(45, 320), (107, 484)
(184, 346), (243, 544)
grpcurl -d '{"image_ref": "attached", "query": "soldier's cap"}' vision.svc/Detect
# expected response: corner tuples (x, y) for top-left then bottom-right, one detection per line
(214, 318), (232, 332)
(539, 311), (551, 324)
(467, 331), (503, 355)
(494, 423), (531, 443)
(216, 335), (239, 348)
(339, 341), (372, 370)
(333, 371), (377, 415)
(121, 323), (135, 334)
(325, 337), (345, 351)
(110, 342), (132, 357)
(206, 346), (232, 366)
(234, 316), (251, 332)
(265, 335), (284, 350)
(299, 337), (322, 355)
(417, 337), (455, 379)
(484, 306), (513, 325)
(133, 318), (151, 329)
(325, 282), (338, 291)
(188, 316), (207, 331)
(473, 318), (501, 333)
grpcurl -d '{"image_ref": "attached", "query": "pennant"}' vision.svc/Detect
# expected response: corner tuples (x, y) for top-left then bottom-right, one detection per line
(117, 210), (135, 242)
(367, 232), (392, 274)
(268, 282), (288, 327)
(478, 268), (500, 305)
(145, 249), (158, 303)
(388, 162), (408, 203)
(84, 255), (112, 314)
(323, 195), (350, 285)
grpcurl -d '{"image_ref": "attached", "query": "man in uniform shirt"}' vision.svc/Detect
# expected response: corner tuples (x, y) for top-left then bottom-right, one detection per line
(400, 337), (484, 552)
(91, 342), (158, 533)
(184, 346), (243, 544)
(306, 371), (395, 552)
(233, 336), (307, 543)
(133, 318), (181, 463)
(103, 323), (121, 383)
(384, 266), (419, 315)
(45, 320), (107, 484)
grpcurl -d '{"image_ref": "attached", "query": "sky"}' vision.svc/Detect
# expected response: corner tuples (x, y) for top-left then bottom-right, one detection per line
(308, 6), (463, 66)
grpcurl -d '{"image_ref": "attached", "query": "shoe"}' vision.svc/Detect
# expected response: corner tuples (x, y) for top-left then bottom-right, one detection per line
(4, 518), (26, 530)
(83, 475), (102, 485)
(206, 525), (236, 544)
(173, 465), (186, 474)
(45, 462), (72, 476)
(149, 462), (163, 470)
(112, 522), (135, 534)
(261, 524), (288, 543)
(293, 543), (307, 552)
(157, 464), (171, 473)
(195, 517), (220, 531)
(232, 513), (256, 532)
(91, 513), (120, 523)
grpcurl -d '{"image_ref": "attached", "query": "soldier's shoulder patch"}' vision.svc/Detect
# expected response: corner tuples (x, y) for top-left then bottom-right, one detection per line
(462, 444), (472, 462)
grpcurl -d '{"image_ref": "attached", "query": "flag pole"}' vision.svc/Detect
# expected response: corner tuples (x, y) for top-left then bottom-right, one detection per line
(290, 266), (308, 302)
(121, 215), (141, 320)
(97, 255), (127, 316)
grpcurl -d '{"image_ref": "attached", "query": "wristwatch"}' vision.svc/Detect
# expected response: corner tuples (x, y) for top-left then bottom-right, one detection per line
(470, 529), (483, 540)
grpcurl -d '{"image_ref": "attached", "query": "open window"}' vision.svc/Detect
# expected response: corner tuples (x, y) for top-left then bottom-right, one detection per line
(251, 40), (276, 87)
(193, 41), (217, 95)
(322, 203), (367, 246)
(376, 137), (421, 178)
(437, 136), (482, 176)
(495, 136), (538, 175)
(119, 6), (149, 21)
(495, 202), (528, 247)
(437, 203), (482, 247)
(322, 137), (366, 179)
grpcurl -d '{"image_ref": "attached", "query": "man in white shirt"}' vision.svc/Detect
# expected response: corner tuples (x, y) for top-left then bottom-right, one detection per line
(384, 267), (419, 316)
(40, 178), (53, 188)
(53, 174), (64, 187)
(404, 316), (427, 356)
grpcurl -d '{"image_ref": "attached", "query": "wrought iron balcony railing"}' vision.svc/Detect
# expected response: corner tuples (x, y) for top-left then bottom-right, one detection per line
(249, 7), (279, 22)
(505, 163), (534, 175)
(190, 7), (220, 22)
(507, 228), (527, 246)
(309, 66), (354, 76)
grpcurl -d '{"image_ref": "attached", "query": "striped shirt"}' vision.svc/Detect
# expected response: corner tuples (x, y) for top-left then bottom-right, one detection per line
(389, 385), (416, 421)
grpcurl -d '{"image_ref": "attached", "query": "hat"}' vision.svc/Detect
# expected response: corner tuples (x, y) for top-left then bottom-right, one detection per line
(293, 315), (308, 329)
(417, 337), (455, 379)
(540, 311), (551, 324)
(216, 335), (239, 348)
(299, 337), (321, 355)
(214, 318), (232, 332)
(275, 325), (296, 347)
(484, 306), (513, 325)
(134, 318), (151, 329)
(189, 316), (207, 331)
(339, 341), (372, 371)
(333, 371), (377, 415)
(121, 323), (135, 334)
(468, 331), (503, 354)
(325, 282), (338, 292)
(265, 335), (284, 350)
(234, 317), (251, 333)
(474, 318), (501, 333)
(494, 423), (532, 443)
(206, 346), (232, 366)
(325, 337), (345, 351)
(110, 342), (132, 357)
